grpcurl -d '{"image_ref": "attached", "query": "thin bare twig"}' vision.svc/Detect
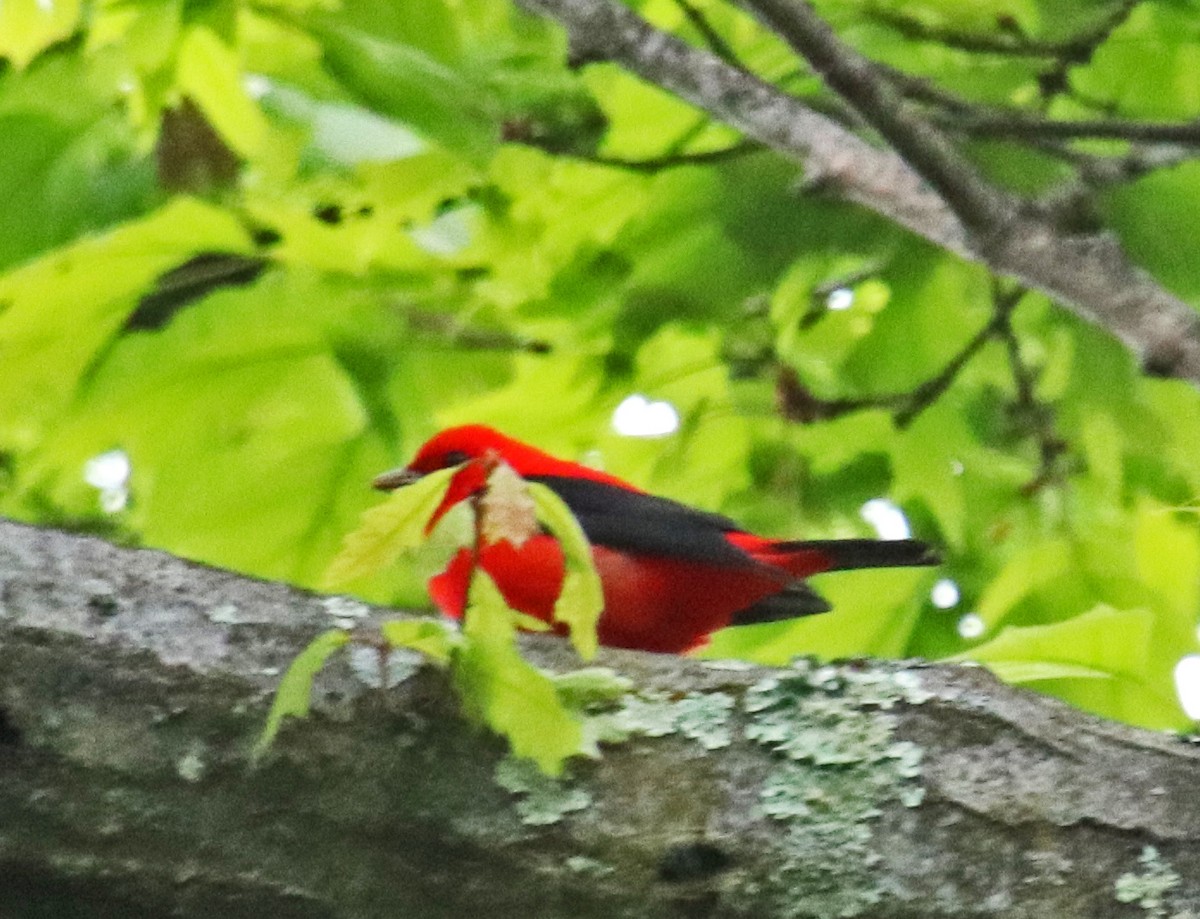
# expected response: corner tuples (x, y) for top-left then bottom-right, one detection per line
(518, 0), (1200, 385)
(941, 113), (1200, 145)
(583, 139), (764, 172)
(868, 0), (1140, 67)
(778, 281), (1071, 486)
(775, 309), (999, 429)
(671, 0), (741, 66)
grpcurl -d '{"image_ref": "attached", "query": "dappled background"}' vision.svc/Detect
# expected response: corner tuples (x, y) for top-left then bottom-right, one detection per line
(3, 0), (1200, 730)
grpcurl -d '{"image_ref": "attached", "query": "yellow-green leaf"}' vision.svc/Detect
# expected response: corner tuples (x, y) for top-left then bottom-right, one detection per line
(552, 667), (634, 708)
(0, 0), (82, 70)
(0, 198), (253, 443)
(380, 618), (460, 664)
(953, 604), (1153, 681)
(254, 628), (350, 759)
(309, 18), (498, 162)
(454, 572), (587, 775)
(980, 661), (1111, 684)
(975, 539), (1071, 628)
(1134, 499), (1200, 618)
(323, 465), (460, 587)
(176, 26), (268, 157)
(528, 481), (603, 660)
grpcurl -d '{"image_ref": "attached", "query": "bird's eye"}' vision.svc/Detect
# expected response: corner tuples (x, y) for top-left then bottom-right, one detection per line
(442, 450), (470, 467)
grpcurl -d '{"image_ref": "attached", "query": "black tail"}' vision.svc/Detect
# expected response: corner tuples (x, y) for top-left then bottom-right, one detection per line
(783, 538), (940, 572)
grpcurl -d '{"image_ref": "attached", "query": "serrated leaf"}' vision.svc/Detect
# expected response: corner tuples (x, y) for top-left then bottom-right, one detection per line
(323, 465), (461, 587)
(528, 481), (603, 660)
(454, 572), (587, 775)
(552, 667), (634, 708)
(380, 618), (460, 664)
(254, 628), (350, 759)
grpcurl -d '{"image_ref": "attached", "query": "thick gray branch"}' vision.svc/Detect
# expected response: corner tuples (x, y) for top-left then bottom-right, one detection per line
(1, 518), (1199, 918)
(520, 0), (1200, 384)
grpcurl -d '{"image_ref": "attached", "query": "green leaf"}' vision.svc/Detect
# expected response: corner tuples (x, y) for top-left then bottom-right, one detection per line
(0, 0), (82, 70)
(322, 464), (461, 587)
(1079, 411), (1122, 503)
(453, 571), (587, 775)
(0, 197), (252, 441)
(528, 481), (603, 660)
(254, 628), (350, 759)
(309, 18), (498, 162)
(380, 618), (460, 664)
(974, 538), (1071, 628)
(176, 26), (268, 157)
(980, 661), (1111, 684)
(952, 604), (1153, 681)
(552, 667), (634, 708)
(1134, 499), (1200, 619)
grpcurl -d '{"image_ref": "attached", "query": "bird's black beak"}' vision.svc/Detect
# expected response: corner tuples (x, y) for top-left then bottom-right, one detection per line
(372, 467), (424, 491)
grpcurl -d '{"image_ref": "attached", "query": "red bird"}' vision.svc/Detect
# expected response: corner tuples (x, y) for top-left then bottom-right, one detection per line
(375, 425), (938, 654)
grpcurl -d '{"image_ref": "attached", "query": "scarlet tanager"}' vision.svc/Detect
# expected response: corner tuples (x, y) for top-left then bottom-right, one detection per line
(374, 425), (938, 654)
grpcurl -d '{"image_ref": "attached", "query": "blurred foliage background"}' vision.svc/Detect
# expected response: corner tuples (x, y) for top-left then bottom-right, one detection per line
(3, 0), (1200, 731)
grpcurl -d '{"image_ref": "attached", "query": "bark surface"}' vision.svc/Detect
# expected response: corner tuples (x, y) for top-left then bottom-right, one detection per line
(1, 518), (1197, 918)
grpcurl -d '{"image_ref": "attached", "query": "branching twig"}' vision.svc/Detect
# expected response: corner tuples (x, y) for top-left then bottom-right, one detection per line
(775, 311), (996, 429)
(777, 280), (1071, 488)
(671, 0), (741, 66)
(865, 8), (1066, 58)
(582, 139), (764, 172)
(868, 0), (1140, 66)
(941, 112), (1200, 145)
(400, 308), (552, 353)
(734, 0), (1013, 235)
(518, 0), (1200, 385)
(987, 284), (1072, 494)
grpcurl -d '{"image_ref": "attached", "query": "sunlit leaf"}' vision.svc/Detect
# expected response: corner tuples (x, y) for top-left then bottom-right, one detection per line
(0, 198), (252, 441)
(380, 618), (461, 664)
(453, 572), (587, 775)
(980, 661), (1111, 684)
(176, 26), (268, 157)
(310, 18), (497, 161)
(974, 539), (1071, 628)
(953, 605), (1154, 681)
(528, 481), (603, 660)
(254, 628), (350, 759)
(0, 0), (82, 70)
(323, 465), (461, 587)
(1134, 500), (1200, 619)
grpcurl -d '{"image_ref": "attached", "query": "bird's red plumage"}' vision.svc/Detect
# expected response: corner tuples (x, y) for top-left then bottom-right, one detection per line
(380, 425), (937, 653)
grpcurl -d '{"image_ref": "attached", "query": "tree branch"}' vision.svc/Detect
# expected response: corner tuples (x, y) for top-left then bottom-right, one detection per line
(3, 519), (1200, 916)
(735, 0), (1015, 232)
(867, 0), (1139, 66)
(518, 0), (1200, 386)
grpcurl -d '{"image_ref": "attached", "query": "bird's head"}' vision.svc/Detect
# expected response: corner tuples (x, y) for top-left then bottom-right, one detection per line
(373, 424), (627, 491)
(373, 425), (544, 490)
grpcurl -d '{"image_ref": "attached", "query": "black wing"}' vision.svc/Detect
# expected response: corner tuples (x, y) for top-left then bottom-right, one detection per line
(529, 475), (756, 569)
(729, 583), (832, 625)
(532, 474), (841, 626)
